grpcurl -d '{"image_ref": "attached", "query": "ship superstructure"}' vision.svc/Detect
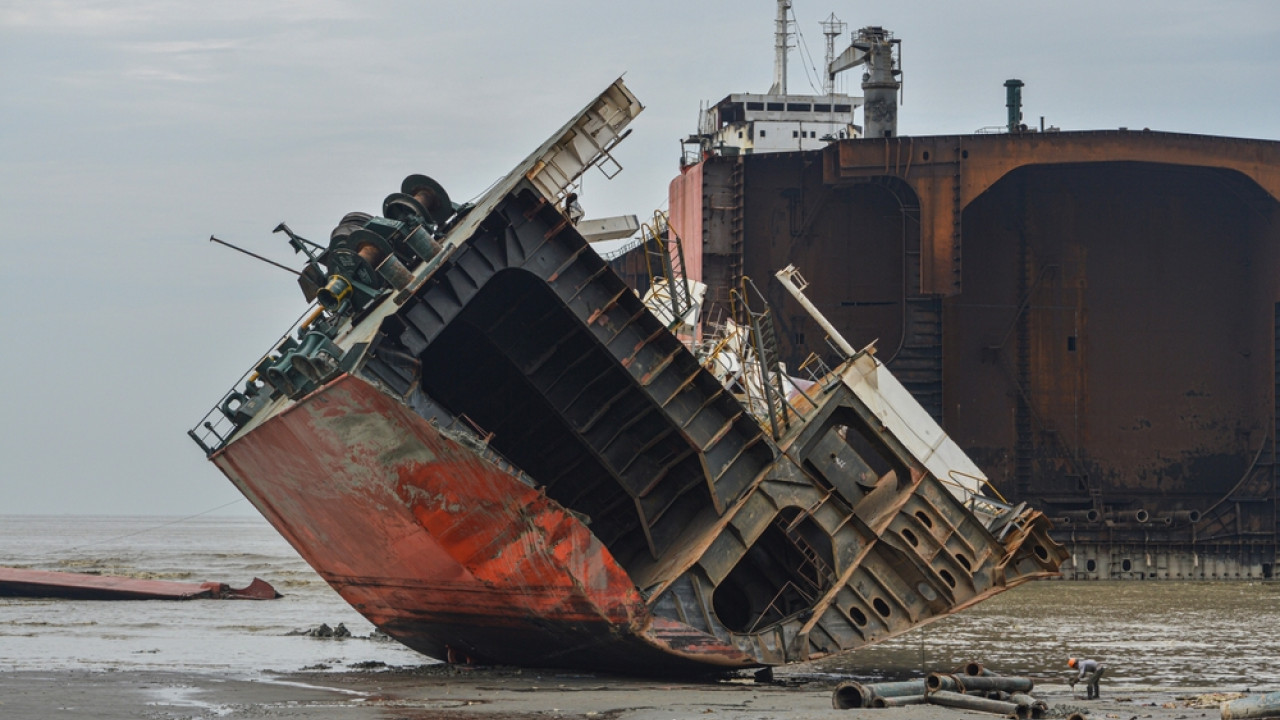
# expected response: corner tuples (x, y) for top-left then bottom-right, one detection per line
(685, 2), (902, 161)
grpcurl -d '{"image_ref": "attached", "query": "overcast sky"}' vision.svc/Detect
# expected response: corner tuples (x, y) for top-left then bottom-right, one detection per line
(2, 0), (1278, 517)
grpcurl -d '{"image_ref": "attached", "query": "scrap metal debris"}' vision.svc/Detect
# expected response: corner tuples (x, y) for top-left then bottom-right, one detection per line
(834, 662), (1050, 718)
(0, 566), (279, 600)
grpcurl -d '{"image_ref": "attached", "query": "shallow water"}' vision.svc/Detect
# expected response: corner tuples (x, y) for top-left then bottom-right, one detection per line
(3, 515), (1277, 689)
(813, 580), (1280, 691)
(0, 515), (426, 675)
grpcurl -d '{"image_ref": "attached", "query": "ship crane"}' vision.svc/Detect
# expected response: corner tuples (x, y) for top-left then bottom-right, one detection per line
(828, 26), (902, 138)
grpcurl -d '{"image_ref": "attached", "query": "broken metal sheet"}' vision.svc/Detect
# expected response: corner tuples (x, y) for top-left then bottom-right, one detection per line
(0, 567), (279, 600)
(579, 214), (641, 243)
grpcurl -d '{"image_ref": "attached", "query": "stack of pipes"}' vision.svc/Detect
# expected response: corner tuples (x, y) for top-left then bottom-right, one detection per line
(832, 661), (1055, 718)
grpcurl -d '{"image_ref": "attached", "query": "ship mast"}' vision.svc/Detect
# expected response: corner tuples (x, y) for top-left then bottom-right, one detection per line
(821, 13), (847, 96)
(768, 0), (792, 95)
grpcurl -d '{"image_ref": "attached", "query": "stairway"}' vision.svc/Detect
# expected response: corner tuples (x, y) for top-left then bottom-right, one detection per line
(891, 297), (944, 423)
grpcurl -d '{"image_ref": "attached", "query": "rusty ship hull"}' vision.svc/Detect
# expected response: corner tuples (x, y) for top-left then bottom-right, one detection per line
(655, 131), (1280, 581)
(194, 80), (1065, 675)
(616, 1), (1280, 581)
(214, 373), (752, 674)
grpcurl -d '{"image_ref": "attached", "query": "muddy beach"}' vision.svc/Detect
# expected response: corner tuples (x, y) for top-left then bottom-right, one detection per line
(0, 664), (1255, 720)
(5, 519), (1277, 719)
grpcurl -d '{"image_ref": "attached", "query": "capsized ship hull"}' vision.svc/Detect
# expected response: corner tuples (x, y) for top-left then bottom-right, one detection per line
(215, 372), (754, 674)
(196, 79), (1065, 675)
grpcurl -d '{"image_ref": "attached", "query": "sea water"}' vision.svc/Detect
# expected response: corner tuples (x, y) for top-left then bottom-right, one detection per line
(2, 514), (1278, 689)
(0, 514), (426, 675)
(814, 579), (1280, 691)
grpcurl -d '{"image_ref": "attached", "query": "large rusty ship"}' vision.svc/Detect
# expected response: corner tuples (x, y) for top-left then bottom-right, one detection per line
(625, 1), (1280, 582)
(190, 78), (1065, 675)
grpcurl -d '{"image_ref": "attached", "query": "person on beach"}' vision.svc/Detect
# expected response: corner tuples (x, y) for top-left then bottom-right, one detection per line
(1068, 657), (1106, 699)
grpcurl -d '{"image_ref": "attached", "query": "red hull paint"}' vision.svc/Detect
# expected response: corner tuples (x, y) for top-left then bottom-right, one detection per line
(667, 161), (704, 283)
(0, 567), (277, 600)
(213, 374), (755, 674)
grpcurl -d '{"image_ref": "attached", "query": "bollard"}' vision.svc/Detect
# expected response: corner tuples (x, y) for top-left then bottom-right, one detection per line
(1222, 692), (1280, 720)
(929, 689), (1031, 719)
(375, 254), (415, 291)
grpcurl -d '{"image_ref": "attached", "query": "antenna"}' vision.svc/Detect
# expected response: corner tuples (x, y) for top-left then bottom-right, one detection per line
(209, 235), (301, 276)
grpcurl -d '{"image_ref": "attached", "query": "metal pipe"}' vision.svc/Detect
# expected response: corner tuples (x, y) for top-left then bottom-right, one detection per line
(833, 679), (928, 709)
(832, 681), (871, 709)
(874, 695), (926, 707)
(775, 265), (859, 358)
(926, 673), (964, 692)
(1011, 693), (1048, 719)
(867, 680), (929, 698)
(963, 661), (996, 677)
(955, 675), (1035, 693)
(209, 235), (301, 276)
(1111, 509), (1150, 523)
(1170, 510), (1203, 524)
(298, 306), (326, 331)
(929, 690), (1031, 719)
(1060, 509), (1100, 524)
(1221, 692), (1280, 720)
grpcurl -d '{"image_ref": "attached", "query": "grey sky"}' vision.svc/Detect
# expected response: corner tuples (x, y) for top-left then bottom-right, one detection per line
(2, 1), (1278, 517)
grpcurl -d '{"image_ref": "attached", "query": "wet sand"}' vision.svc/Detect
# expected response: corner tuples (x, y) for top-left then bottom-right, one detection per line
(0, 664), (1246, 720)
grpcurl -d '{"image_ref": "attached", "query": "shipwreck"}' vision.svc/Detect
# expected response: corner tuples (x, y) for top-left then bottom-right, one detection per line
(190, 79), (1065, 675)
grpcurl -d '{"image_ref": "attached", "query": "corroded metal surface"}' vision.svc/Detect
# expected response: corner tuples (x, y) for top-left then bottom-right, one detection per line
(198, 80), (1066, 675)
(824, 130), (1280, 294)
(211, 175), (1062, 673)
(673, 132), (1280, 577)
(214, 373), (755, 674)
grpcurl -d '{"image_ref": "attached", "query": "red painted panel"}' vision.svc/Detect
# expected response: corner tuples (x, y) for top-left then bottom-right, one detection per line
(669, 163), (704, 283)
(212, 374), (755, 671)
